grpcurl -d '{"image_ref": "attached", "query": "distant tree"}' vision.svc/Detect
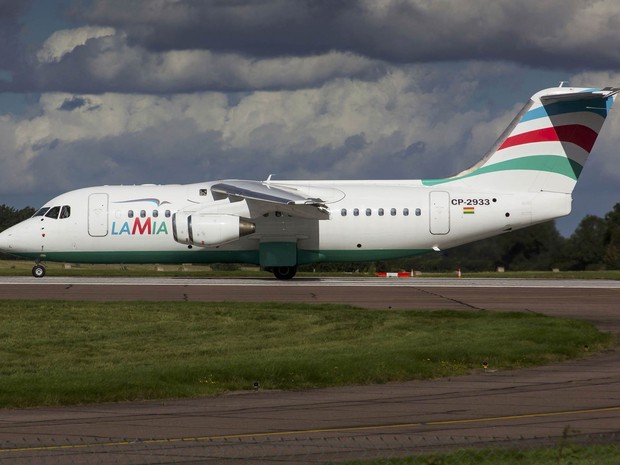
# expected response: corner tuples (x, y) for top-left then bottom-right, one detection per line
(564, 215), (607, 270)
(390, 221), (565, 272)
(603, 203), (620, 269)
(492, 222), (565, 271)
(0, 205), (35, 232)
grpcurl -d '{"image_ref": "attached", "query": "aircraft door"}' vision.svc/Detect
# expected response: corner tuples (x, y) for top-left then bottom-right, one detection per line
(429, 191), (450, 235)
(88, 193), (109, 237)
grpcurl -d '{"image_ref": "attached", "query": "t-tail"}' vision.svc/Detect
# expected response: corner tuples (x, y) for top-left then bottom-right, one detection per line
(424, 86), (619, 194)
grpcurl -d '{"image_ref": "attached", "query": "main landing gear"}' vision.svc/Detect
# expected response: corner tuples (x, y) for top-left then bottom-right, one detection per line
(271, 266), (297, 280)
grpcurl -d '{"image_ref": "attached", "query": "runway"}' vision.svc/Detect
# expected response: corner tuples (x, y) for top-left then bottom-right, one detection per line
(1, 277), (619, 464)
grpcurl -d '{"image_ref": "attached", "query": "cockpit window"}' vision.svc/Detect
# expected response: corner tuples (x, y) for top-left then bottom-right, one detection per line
(45, 206), (61, 219)
(60, 206), (71, 219)
(33, 207), (50, 217)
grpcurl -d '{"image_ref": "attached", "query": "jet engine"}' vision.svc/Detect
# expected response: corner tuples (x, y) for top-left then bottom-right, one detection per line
(173, 213), (255, 246)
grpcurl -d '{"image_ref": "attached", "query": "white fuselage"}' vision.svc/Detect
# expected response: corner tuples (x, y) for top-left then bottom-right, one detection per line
(0, 180), (571, 267)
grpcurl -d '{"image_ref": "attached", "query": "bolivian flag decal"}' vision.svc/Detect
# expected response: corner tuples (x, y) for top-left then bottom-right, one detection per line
(463, 206), (475, 214)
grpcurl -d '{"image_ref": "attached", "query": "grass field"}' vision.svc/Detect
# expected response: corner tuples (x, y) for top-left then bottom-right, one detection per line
(333, 442), (620, 464)
(0, 300), (613, 408)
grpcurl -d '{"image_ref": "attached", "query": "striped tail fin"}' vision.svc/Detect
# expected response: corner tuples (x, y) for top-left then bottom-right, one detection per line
(424, 86), (619, 193)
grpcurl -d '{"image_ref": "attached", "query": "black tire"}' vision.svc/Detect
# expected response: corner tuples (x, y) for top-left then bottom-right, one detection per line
(32, 264), (46, 278)
(272, 266), (297, 280)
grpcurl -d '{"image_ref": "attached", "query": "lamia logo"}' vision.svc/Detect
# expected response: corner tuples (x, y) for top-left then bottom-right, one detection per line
(111, 217), (168, 236)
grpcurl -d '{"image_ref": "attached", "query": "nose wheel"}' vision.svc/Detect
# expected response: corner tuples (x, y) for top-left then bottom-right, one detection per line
(32, 264), (46, 278)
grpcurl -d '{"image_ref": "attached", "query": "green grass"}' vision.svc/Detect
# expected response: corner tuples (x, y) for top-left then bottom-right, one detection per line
(0, 300), (613, 408)
(331, 443), (620, 464)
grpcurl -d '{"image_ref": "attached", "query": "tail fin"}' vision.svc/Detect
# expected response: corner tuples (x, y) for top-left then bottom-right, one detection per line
(424, 86), (619, 193)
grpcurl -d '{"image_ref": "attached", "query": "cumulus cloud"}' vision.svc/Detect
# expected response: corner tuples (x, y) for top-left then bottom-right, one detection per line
(36, 26), (115, 63)
(0, 67), (505, 197)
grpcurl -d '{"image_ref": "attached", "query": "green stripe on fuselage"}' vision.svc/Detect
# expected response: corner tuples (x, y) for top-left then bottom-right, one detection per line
(16, 248), (433, 266)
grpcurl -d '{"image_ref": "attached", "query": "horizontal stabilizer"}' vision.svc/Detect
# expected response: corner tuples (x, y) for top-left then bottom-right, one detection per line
(540, 87), (620, 103)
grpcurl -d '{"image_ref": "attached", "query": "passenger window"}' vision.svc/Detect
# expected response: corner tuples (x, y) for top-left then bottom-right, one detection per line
(165, 210), (171, 218)
(140, 210), (146, 218)
(153, 210), (159, 218)
(378, 208), (384, 216)
(415, 208), (421, 216)
(390, 208), (397, 216)
(341, 208), (347, 216)
(45, 206), (61, 219)
(353, 208), (359, 216)
(128, 210), (134, 218)
(60, 206), (71, 219)
(403, 208), (409, 216)
(365, 208), (372, 216)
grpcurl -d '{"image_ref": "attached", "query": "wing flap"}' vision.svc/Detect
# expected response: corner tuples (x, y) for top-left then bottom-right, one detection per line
(211, 180), (330, 220)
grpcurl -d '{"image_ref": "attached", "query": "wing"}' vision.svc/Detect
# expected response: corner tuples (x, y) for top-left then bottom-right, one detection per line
(211, 180), (331, 220)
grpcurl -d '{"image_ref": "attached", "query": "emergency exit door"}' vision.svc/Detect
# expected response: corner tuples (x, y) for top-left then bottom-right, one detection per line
(429, 191), (450, 235)
(88, 193), (109, 237)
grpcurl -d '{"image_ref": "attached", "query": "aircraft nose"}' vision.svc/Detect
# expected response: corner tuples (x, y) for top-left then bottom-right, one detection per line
(0, 228), (13, 253)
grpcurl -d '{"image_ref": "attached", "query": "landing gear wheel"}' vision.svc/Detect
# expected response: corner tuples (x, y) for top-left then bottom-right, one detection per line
(272, 266), (297, 280)
(32, 264), (46, 278)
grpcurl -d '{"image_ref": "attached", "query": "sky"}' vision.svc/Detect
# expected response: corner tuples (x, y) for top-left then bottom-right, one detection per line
(1, 0), (620, 236)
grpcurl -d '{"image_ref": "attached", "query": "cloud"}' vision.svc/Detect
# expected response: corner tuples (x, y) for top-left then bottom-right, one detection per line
(0, 0), (31, 76)
(2, 1), (619, 95)
(77, 0), (620, 70)
(36, 26), (115, 63)
(1, 28), (385, 93)
(0, 67), (504, 198)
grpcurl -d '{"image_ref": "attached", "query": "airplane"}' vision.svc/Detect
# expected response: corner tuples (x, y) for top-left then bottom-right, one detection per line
(0, 85), (617, 280)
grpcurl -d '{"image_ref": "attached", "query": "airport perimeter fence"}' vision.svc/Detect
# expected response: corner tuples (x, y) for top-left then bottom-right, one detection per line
(1, 431), (620, 465)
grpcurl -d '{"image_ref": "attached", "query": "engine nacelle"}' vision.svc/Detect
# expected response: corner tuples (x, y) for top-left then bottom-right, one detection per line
(172, 211), (193, 244)
(173, 213), (255, 246)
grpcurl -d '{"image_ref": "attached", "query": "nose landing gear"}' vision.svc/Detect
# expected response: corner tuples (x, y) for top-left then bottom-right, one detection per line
(32, 259), (46, 278)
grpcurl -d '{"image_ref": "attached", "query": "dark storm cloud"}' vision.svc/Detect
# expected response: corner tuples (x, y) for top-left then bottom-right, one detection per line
(78, 0), (620, 70)
(0, 29), (385, 94)
(2, 0), (619, 94)
(0, 0), (31, 75)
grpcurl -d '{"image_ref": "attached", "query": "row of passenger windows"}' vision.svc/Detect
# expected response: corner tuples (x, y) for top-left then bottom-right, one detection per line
(126, 209), (172, 219)
(341, 207), (421, 217)
(32, 205), (420, 221)
(33, 205), (71, 219)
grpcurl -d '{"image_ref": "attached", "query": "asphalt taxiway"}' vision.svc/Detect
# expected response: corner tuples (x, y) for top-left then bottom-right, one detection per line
(0, 277), (619, 464)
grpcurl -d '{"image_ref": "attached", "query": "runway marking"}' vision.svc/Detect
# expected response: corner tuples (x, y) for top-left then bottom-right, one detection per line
(2, 405), (619, 454)
(0, 276), (618, 290)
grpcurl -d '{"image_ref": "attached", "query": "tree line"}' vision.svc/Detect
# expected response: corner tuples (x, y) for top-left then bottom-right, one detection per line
(1, 203), (620, 271)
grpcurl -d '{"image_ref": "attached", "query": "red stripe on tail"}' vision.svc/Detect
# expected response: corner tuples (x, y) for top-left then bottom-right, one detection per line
(498, 125), (598, 153)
